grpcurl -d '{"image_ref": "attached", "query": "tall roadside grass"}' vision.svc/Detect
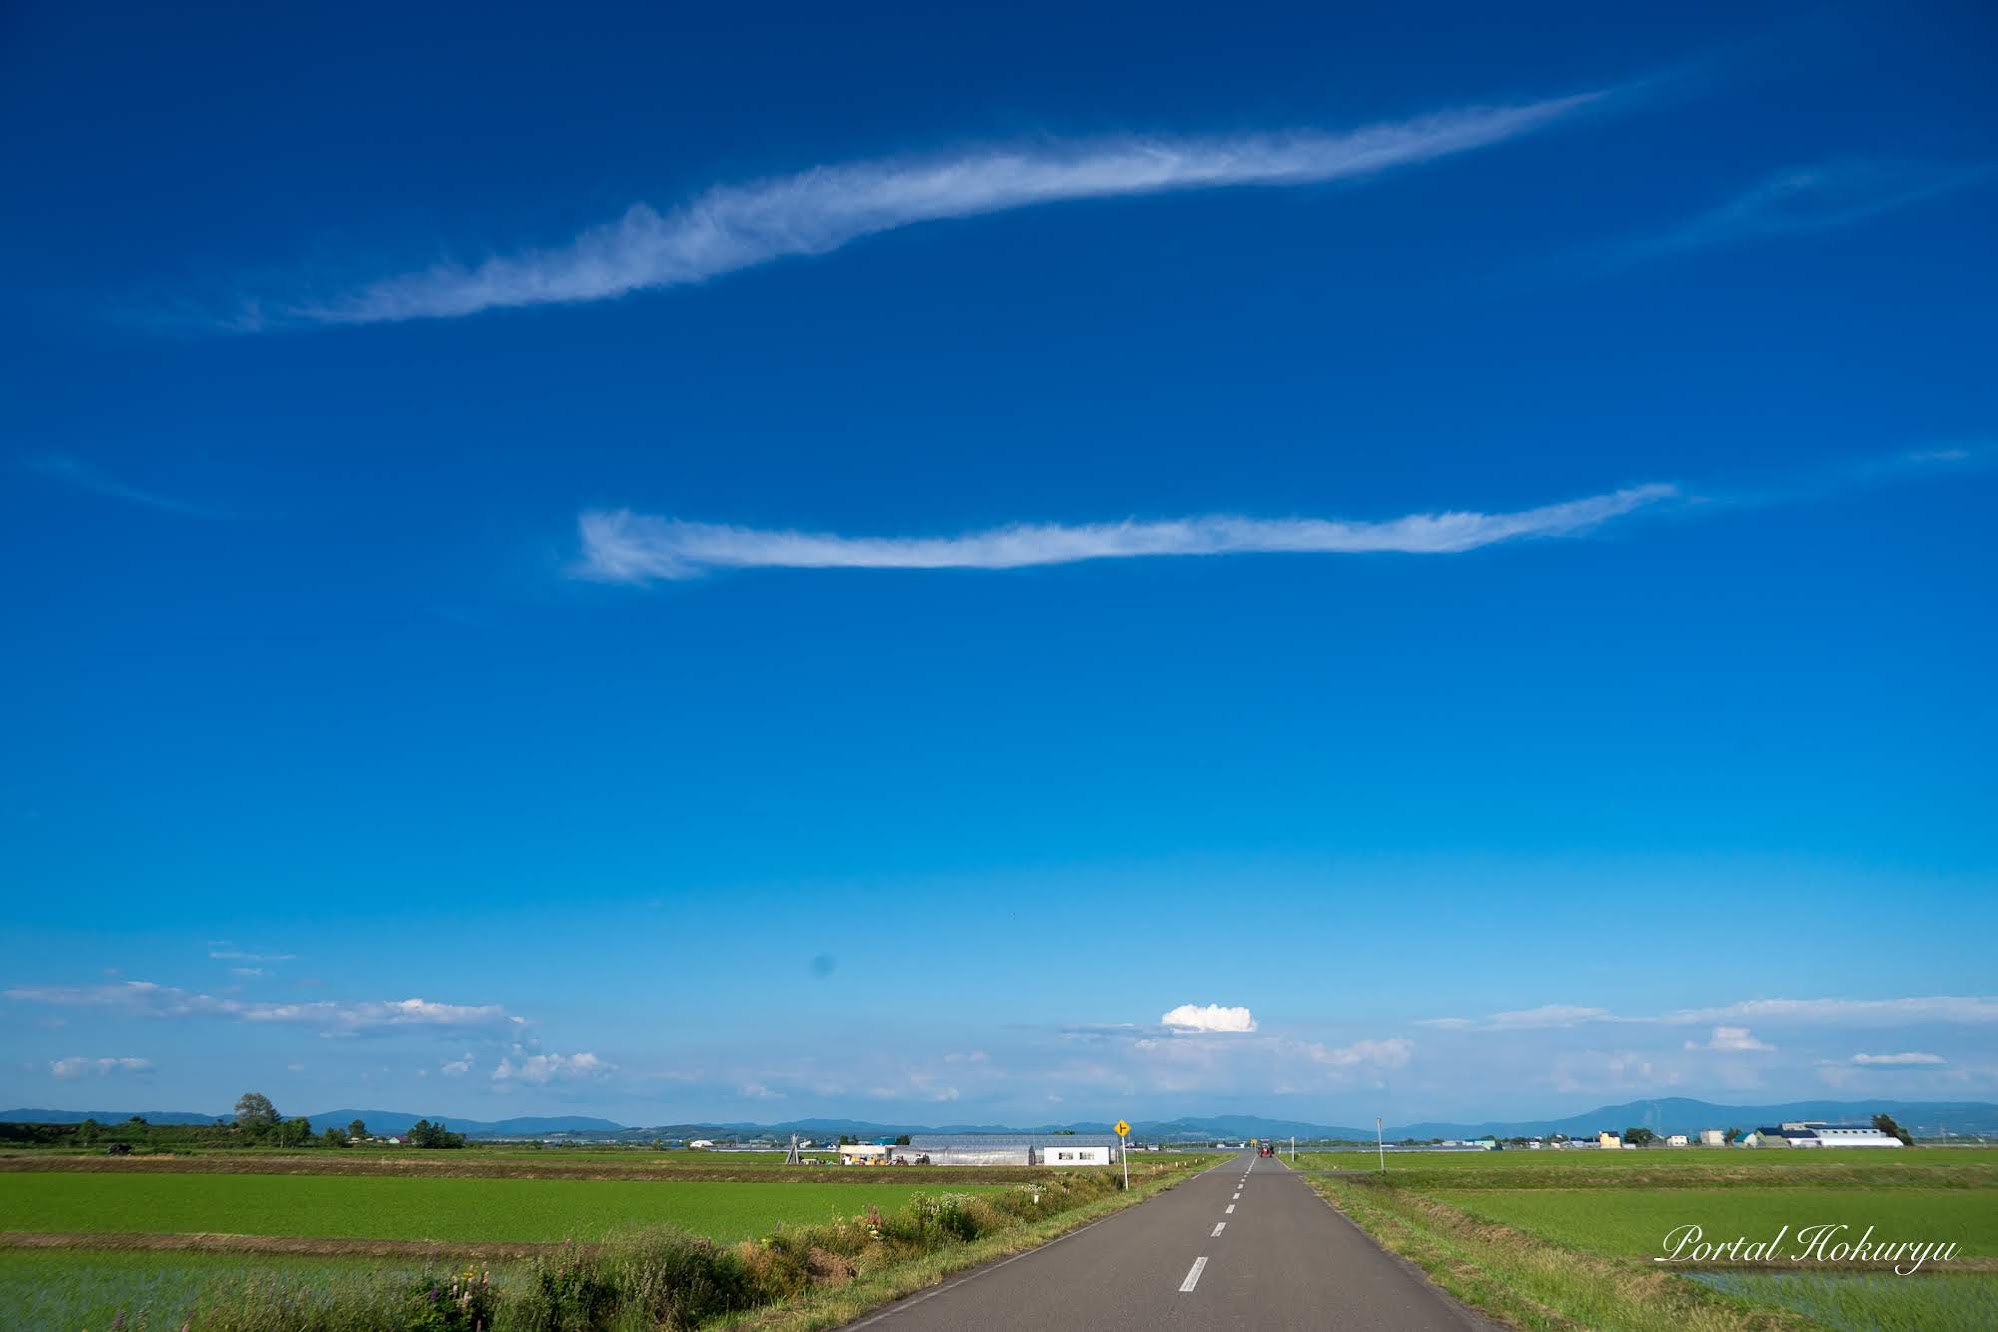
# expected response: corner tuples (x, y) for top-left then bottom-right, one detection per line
(142, 1165), (1186, 1331)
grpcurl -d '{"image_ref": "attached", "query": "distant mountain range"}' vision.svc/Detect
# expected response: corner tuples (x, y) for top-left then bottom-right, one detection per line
(7, 1098), (1992, 1139)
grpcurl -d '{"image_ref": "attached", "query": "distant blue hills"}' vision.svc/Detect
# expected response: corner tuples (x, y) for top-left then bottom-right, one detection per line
(5, 1098), (1991, 1139)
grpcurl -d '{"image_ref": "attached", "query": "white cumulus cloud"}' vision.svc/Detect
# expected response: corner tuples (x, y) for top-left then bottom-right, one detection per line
(1160, 1003), (1257, 1033)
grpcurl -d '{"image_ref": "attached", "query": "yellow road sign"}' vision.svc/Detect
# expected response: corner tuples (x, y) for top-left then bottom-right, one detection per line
(1114, 1119), (1131, 1138)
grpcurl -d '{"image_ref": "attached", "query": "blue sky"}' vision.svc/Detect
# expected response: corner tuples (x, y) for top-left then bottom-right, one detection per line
(3, 0), (1994, 1127)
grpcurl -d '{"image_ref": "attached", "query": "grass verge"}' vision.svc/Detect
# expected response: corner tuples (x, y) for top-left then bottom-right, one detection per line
(1303, 1175), (1816, 1331)
(715, 1161), (1192, 1330)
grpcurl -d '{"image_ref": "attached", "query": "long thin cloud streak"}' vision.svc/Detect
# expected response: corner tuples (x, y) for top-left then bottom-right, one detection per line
(24, 454), (225, 519)
(293, 94), (1599, 325)
(574, 483), (1677, 582)
(1622, 160), (1987, 259)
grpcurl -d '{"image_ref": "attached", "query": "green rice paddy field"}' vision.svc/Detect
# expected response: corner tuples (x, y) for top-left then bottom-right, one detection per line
(0, 1171), (998, 1243)
(0, 1251), (447, 1332)
(1296, 1148), (1998, 1331)
(1431, 1186), (1998, 1261)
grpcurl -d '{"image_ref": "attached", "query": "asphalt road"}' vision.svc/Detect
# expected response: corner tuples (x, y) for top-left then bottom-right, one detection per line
(848, 1152), (1495, 1330)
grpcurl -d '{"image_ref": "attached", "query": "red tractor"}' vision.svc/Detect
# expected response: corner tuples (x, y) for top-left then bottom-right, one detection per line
(1258, 1143), (1275, 1158)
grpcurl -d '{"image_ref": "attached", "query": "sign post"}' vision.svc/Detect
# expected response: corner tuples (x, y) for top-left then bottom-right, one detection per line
(1376, 1116), (1386, 1174)
(1114, 1119), (1131, 1190)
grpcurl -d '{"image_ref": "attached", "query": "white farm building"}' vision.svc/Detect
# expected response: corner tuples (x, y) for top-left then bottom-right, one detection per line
(1745, 1122), (1904, 1148)
(896, 1133), (1124, 1166)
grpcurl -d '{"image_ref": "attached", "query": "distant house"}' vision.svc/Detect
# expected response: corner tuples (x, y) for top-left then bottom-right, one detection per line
(1597, 1131), (1622, 1150)
(839, 1143), (892, 1165)
(1041, 1144), (1113, 1166)
(1665, 1135), (1689, 1147)
(1699, 1129), (1726, 1147)
(384, 1136), (404, 1145)
(1469, 1136), (1499, 1151)
(687, 1139), (716, 1149)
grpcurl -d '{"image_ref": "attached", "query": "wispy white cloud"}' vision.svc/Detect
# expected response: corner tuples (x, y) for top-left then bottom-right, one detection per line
(493, 1051), (613, 1085)
(1661, 997), (1998, 1028)
(210, 950), (296, 963)
(1160, 1003), (1258, 1033)
(50, 1056), (152, 1080)
(23, 454), (226, 519)
(1425, 995), (1998, 1031)
(1619, 160), (1987, 260)
(1849, 1051), (1947, 1067)
(1295, 1036), (1414, 1070)
(576, 484), (1676, 583)
(266, 93), (1601, 327)
(1684, 1025), (1774, 1052)
(6, 980), (518, 1036)
(441, 1054), (475, 1077)
(1488, 1005), (1616, 1031)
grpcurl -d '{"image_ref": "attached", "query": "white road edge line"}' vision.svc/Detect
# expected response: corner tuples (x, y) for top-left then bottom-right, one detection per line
(1211, 1221), (1227, 1236)
(1179, 1256), (1209, 1292)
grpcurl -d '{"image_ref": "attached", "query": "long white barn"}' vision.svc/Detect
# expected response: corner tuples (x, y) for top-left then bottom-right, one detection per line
(1746, 1121), (1904, 1148)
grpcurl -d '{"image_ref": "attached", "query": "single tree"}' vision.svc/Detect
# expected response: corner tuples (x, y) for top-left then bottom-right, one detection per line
(1872, 1113), (1914, 1146)
(1625, 1126), (1657, 1148)
(1724, 1127), (1743, 1145)
(234, 1092), (280, 1128)
(348, 1118), (367, 1141)
(894, 1134), (911, 1146)
(75, 1118), (100, 1146)
(323, 1126), (349, 1147)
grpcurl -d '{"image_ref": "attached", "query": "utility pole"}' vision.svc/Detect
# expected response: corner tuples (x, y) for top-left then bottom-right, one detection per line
(1376, 1117), (1386, 1174)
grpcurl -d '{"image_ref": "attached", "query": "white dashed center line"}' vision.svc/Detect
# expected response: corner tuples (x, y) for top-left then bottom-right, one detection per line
(1179, 1256), (1209, 1292)
(1225, 1203), (1235, 1214)
(1212, 1221), (1227, 1236)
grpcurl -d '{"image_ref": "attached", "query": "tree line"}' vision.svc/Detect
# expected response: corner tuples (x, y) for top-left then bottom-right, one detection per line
(0, 1093), (466, 1150)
